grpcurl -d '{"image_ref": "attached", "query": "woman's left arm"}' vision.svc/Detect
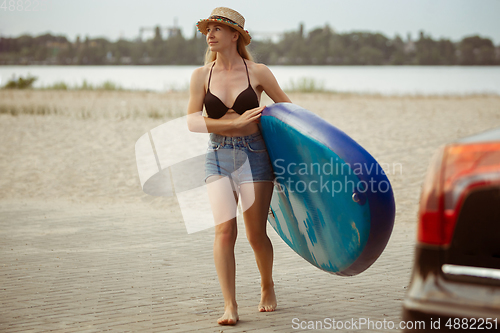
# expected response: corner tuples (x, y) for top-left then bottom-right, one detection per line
(256, 64), (292, 103)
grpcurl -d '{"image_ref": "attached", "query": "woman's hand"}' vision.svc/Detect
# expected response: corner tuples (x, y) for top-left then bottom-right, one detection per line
(231, 106), (265, 129)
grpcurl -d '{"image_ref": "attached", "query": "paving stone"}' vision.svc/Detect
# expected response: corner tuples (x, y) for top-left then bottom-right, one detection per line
(0, 201), (416, 332)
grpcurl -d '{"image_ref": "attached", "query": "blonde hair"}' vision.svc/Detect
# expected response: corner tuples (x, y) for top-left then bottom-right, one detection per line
(204, 30), (253, 64)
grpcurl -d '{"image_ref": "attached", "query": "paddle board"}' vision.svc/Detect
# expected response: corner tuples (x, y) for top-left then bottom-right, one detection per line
(260, 103), (395, 276)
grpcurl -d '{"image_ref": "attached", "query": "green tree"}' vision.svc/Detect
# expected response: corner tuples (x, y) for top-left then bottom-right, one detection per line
(458, 35), (496, 65)
(390, 34), (406, 65)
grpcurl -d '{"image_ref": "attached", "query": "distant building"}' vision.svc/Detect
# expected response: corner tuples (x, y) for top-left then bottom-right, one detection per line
(404, 33), (416, 54)
(138, 18), (181, 41)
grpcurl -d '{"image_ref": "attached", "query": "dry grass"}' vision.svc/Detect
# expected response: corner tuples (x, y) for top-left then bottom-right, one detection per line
(0, 90), (189, 120)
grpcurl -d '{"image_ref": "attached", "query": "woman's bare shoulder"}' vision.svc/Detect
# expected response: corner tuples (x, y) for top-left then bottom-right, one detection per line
(247, 60), (268, 71)
(191, 63), (212, 79)
(190, 63), (214, 88)
(247, 61), (274, 79)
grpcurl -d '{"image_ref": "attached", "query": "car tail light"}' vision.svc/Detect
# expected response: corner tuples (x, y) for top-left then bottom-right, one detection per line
(417, 146), (445, 245)
(418, 142), (500, 246)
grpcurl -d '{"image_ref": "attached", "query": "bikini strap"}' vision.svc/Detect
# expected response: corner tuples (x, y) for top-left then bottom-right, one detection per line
(243, 58), (251, 85)
(207, 62), (216, 90)
(208, 60), (250, 89)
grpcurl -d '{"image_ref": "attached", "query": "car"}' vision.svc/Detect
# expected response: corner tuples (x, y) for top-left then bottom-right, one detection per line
(402, 127), (500, 332)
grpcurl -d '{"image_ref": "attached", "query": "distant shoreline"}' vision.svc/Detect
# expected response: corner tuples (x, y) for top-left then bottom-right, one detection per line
(2, 31), (499, 66)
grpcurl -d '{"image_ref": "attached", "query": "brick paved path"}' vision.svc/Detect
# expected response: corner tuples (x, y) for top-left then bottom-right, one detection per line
(1, 200), (415, 332)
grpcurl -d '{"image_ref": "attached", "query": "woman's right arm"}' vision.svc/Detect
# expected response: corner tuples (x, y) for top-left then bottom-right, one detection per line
(186, 67), (263, 133)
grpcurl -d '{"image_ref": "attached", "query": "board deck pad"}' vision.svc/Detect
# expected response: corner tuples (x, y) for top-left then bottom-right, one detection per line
(260, 103), (395, 276)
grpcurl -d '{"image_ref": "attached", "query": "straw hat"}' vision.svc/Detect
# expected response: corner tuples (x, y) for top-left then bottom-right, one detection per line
(196, 7), (251, 45)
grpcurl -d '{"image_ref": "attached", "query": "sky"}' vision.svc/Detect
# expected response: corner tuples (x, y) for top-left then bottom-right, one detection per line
(1, 0), (500, 44)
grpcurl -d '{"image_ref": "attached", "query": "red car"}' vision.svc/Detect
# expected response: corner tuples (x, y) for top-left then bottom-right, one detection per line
(402, 127), (500, 332)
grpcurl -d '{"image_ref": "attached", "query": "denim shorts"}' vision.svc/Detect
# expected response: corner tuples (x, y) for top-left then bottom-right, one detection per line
(204, 131), (275, 185)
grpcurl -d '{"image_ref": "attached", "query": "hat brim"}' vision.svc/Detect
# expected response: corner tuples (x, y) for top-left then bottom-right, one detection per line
(197, 18), (251, 45)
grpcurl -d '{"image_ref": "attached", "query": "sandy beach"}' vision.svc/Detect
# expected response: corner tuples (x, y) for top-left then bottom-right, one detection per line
(1, 90), (500, 222)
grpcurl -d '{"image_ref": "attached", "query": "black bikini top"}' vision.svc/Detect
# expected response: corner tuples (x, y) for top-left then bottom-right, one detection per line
(204, 58), (259, 119)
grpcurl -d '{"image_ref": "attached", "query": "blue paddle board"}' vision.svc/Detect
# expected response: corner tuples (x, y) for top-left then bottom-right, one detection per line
(260, 103), (395, 276)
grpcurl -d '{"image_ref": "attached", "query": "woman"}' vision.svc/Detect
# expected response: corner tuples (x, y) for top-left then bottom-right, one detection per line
(187, 7), (291, 325)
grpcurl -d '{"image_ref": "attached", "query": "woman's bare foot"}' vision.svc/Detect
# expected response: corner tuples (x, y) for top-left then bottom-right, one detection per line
(258, 284), (277, 312)
(217, 304), (239, 325)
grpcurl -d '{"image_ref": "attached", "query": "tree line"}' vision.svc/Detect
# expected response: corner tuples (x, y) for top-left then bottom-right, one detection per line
(1, 24), (499, 66)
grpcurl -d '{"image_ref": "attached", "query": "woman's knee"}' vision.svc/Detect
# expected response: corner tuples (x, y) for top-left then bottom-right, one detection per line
(246, 230), (270, 251)
(214, 221), (237, 245)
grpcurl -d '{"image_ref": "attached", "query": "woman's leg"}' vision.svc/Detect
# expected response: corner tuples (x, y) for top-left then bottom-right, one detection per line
(206, 175), (240, 325)
(239, 181), (277, 312)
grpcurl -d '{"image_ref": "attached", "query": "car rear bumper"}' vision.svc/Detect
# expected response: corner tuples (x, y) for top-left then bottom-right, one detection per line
(402, 246), (500, 332)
